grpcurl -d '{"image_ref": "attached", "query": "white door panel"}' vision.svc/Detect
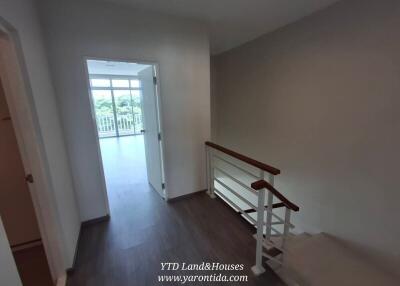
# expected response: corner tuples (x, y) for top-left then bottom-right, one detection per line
(138, 66), (164, 196)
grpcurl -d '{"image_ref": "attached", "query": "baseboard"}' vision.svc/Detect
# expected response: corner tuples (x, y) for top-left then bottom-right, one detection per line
(67, 214), (110, 274)
(11, 238), (42, 252)
(82, 214), (110, 226)
(167, 189), (207, 202)
(56, 274), (67, 286)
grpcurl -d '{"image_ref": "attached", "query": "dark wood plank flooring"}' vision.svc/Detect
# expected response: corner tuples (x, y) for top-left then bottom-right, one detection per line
(67, 136), (284, 285)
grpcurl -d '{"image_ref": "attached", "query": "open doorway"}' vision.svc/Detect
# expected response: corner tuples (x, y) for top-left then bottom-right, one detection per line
(85, 59), (166, 214)
(0, 34), (53, 285)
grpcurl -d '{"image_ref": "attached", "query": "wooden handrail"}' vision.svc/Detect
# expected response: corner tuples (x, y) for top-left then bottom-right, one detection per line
(251, 180), (299, 212)
(205, 141), (281, 175)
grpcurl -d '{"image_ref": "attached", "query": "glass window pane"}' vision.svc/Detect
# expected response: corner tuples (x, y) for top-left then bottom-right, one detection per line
(130, 79), (140, 88)
(113, 90), (131, 114)
(92, 89), (112, 99)
(112, 79), (129, 88)
(91, 79), (110, 87)
(114, 90), (135, 136)
(131, 90), (141, 105)
(91, 90), (116, 138)
(92, 90), (113, 116)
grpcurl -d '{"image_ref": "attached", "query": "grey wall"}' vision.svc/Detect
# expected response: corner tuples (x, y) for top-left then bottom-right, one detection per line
(213, 0), (400, 276)
(38, 0), (211, 220)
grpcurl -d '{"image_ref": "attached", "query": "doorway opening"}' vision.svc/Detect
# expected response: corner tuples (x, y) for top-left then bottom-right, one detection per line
(85, 59), (166, 214)
(0, 30), (53, 285)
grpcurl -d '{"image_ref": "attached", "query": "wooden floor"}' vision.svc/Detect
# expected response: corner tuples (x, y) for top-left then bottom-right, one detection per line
(13, 245), (53, 286)
(67, 136), (284, 285)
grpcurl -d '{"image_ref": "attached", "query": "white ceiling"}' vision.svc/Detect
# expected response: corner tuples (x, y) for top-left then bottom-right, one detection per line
(87, 60), (150, 76)
(92, 0), (341, 54)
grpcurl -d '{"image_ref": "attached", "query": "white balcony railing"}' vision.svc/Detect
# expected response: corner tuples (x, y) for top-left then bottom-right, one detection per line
(96, 113), (142, 138)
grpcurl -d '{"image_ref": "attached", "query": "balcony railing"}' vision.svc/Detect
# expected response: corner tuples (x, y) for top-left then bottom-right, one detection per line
(96, 114), (142, 138)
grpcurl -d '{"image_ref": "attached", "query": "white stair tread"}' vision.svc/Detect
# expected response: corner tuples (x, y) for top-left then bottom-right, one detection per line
(270, 233), (312, 250)
(278, 233), (398, 286)
(253, 232), (312, 252)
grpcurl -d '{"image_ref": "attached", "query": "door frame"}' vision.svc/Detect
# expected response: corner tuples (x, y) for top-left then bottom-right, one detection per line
(83, 56), (168, 203)
(0, 19), (65, 281)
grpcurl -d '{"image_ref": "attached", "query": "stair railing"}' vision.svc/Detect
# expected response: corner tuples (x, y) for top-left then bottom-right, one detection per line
(205, 142), (299, 275)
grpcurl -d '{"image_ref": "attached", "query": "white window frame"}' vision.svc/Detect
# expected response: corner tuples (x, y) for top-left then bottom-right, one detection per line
(89, 74), (143, 137)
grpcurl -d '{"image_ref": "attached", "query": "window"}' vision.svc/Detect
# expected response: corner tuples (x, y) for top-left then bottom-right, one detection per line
(91, 79), (110, 87)
(112, 79), (129, 88)
(90, 76), (143, 137)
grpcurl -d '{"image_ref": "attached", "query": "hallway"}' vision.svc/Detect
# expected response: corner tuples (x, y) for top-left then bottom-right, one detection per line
(67, 135), (284, 285)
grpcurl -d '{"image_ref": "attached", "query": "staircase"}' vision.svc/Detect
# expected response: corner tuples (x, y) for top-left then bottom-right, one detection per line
(205, 141), (299, 275)
(265, 233), (398, 286)
(205, 142), (398, 286)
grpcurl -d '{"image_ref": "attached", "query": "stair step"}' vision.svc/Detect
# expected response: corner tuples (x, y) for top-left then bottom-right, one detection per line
(254, 232), (311, 252)
(276, 233), (398, 286)
(263, 247), (283, 266)
(264, 246), (282, 258)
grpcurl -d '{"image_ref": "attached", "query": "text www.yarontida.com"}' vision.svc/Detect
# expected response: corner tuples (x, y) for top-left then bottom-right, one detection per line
(158, 274), (248, 284)
(157, 262), (248, 284)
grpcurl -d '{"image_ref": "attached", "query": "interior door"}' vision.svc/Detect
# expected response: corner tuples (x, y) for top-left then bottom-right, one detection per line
(0, 79), (41, 246)
(138, 66), (164, 196)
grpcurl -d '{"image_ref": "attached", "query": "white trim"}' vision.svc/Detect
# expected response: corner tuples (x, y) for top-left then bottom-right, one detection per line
(152, 63), (168, 199)
(90, 87), (141, 91)
(90, 74), (140, 79)
(56, 273), (67, 286)
(0, 20), (65, 280)
(11, 240), (42, 252)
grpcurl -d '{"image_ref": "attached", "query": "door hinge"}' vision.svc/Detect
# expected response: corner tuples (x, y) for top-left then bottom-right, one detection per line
(158, 132), (162, 141)
(162, 183), (165, 189)
(153, 76), (157, 85)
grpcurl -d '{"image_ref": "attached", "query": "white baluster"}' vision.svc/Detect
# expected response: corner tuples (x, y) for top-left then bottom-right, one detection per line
(265, 173), (274, 243)
(252, 183), (266, 275)
(281, 207), (291, 263)
(207, 148), (216, 199)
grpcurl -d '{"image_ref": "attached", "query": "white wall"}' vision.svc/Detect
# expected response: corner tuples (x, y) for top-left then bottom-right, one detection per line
(0, 216), (22, 286)
(38, 0), (211, 220)
(0, 0), (80, 273)
(213, 0), (400, 277)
